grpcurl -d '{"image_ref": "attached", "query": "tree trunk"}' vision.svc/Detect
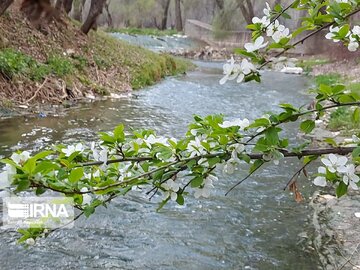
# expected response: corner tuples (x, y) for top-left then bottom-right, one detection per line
(0, 0), (14, 16)
(174, 0), (182, 31)
(55, 0), (63, 10)
(238, 0), (254, 25)
(160, 0), (170, 30)
(215, 0), (224, 10)
(81, 0), (106, 34)
(63, 0), (73, 13)
(72, 0), (85, 21)
(104, 0), (113, 28)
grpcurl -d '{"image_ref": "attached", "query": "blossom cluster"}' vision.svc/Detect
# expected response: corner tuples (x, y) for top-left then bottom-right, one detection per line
(325, 25), (360, 52)
(313, 154), (359, 190)
(219, 57), (256, 85)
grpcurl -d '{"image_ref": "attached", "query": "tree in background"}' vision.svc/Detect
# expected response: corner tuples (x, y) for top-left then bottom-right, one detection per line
(160, 0), (171, 30)
(174, 0), (182, 31)
(237, 0), (254, 25)
(81, 0), (106, 34)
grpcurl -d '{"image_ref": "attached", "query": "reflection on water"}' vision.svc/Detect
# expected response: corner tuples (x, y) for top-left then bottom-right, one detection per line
(0, 61), (320, 269)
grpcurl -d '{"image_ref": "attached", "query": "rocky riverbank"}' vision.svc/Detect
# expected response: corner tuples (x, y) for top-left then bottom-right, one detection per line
(311, 192), (360, 270)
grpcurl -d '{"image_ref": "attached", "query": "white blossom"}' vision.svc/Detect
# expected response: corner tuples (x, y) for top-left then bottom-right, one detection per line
(342, 164), (359, 190)
(0, 164), (16, 189)
(161, 179), (180, 201)
(25, 238), (36, 246)
(143, 134), (169, 147)
(325, 26), (340, 42)
(194, 175), (216, 198)
(219, 118), (250, 130)
(313, 166), (327, 187)
(223, 158), (240, 174)
(266, 20), (291, 43)
(348, 35), (359, 52)
(81, 187), (92, 205)
(62, 143), (84, 157)
(187, 137), (207, 158)
(237, 59), (256, 83)
(321, 154), (347, 173)
(252, 16), (270, 28)
(244, 36), (268, 52)
(263, 2), (271, 17)
(219, 56), (242, 85)
(11, 151), (31, 165)
(352, 25), (360, 35)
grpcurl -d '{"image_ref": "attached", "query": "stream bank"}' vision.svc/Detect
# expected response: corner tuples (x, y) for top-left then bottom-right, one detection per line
(300, 56), (360, 269)
(0, 7), (191, 115)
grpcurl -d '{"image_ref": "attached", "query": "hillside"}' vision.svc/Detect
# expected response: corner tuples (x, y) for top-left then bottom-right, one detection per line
(0, 6), (189, 109)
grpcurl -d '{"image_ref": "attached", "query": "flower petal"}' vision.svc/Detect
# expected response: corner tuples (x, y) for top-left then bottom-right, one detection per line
(314, 176), (327, 187)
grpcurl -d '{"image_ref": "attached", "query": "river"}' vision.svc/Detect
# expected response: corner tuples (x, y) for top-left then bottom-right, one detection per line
(0, 58), (321, 269)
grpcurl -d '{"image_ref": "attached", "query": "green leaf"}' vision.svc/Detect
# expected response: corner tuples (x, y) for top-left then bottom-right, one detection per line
(248, 118), (270, 129)
(352, 147), (360, 158)
(265, 126), (279, 145)
(324, 138), (337, 147)
(300, 120), (315, 134)
(16, 180), (30, 192)
(33, 151), (54, 161)
(338, 24), (349, 39)
(83, 205), (95, 218)
(99, 132), (116, 144)
(190, 177), (203, 188)
(336, 181), (348, 197)
(176, 194), (184, 205)
(69, 167), (84, 183)
(156, 197), (170, 212)
(250, 159), (264, 174)
(352, 107), (360, 123)
(23, 158), (36, 174)
(113, 124), (125, 142)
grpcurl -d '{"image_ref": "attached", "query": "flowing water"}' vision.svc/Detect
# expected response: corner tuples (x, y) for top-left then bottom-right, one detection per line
(0, 61), (321, 269)
(109, 33), (201, 52)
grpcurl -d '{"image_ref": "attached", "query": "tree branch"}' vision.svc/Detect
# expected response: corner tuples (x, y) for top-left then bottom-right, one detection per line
(259, 7), (360, 69)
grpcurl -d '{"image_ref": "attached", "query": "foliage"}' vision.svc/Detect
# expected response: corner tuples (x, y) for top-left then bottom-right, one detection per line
(0, 48), (31, 79)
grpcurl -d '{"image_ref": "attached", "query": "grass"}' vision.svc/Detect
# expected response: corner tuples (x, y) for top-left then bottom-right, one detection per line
(89, 31), (192, 89)
(328, 107), (360, 132)
(107, 27), (179, 36)
(0, 48), (77, 81)
(311, 70), (360, 132)
(314, 73), (342, 86)
(298, 58), (330, 73)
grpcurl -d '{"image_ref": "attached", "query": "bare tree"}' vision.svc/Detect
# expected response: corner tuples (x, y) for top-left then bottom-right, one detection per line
(238, 0), (254, 25)
(81, 0), (106, 34)
(63, 0), (73, 13)
(215, 0), (224, 10)
(72, 0), (85, 21)
(0, 0), (14, 16)
(175, 0), (182, 31)
(104, 0), (113, 28)
(160, 0), (171, 30)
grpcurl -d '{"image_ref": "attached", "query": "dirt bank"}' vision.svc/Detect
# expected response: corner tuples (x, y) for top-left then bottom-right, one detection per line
(0, 6), (190, 112)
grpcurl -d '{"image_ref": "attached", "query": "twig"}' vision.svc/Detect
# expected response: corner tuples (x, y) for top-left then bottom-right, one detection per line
(225, 161), (264, 196)
(246, 101), (360, 143)
(283, 160), (312, 191)
(24, 77), (48, 104)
